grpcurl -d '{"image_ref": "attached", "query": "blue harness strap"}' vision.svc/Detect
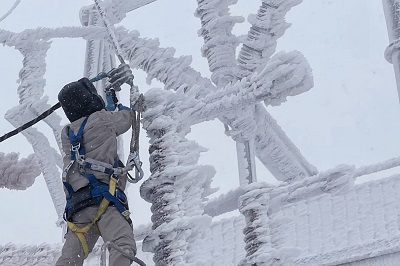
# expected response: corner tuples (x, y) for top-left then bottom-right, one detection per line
(86, 173), (129, 215)
(68, 117), (88, 160)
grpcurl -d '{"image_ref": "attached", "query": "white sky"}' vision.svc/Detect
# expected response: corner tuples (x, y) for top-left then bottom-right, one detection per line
(0, 0), (399, 245)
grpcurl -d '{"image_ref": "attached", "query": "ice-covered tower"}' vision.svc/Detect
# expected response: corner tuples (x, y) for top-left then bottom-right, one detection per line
(3, 1), (400, 266)
(0, 0), (314, 264)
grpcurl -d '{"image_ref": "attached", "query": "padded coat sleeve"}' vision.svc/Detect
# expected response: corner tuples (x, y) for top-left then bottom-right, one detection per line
(100, 109), (134, 136)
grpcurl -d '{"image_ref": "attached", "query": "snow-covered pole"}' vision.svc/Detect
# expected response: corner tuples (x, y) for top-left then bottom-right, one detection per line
(383, 0), (400, 101)
(238, 182), (276, 266)
(140, 88), (214, 265)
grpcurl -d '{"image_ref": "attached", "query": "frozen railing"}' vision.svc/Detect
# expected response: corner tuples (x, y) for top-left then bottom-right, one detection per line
(233, 155), (400, 266)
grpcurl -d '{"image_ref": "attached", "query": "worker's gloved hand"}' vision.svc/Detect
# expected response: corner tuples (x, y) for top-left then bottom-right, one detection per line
(106, 63), (134, 91)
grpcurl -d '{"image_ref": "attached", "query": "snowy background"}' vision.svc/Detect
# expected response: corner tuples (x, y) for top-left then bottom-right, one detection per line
(0, 0), (399, 246)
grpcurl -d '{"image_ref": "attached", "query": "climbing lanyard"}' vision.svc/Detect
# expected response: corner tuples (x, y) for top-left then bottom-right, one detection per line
(0, 102), (61, 143)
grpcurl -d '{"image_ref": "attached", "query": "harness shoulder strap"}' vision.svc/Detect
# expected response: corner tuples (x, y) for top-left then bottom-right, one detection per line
(68, 117), (89, 160)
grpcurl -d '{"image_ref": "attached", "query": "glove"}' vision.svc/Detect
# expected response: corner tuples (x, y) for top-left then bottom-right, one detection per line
(106, 63), (134, 91)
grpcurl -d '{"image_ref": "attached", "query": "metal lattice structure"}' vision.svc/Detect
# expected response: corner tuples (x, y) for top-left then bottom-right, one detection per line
(1, 1), (400, 265)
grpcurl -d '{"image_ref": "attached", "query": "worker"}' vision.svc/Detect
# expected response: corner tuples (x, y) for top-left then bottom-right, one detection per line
(55, 64), (138, 266)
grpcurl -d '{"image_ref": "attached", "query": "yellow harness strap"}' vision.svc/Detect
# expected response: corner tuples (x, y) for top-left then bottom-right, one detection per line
(66, 177), (118, 258)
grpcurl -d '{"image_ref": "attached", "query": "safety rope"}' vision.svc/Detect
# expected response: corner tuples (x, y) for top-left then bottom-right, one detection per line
(93, 0), (144, 183)
(128, 93), (145, 183)
(0, 102), (61, 143)
(0, 0), (22, 23)
(0, 73), (108, 143)
(101, 241), (147, 266)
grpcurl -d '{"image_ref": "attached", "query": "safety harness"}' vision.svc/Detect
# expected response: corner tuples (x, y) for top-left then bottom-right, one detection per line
(63, 116), (132, 259)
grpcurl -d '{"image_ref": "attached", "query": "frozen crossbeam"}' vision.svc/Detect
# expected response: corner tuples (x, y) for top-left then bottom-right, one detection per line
(116, 27), (317, 181)
(179, 51), (313, 125)
(238, 0), (302, 76)
(80, 0), (158, 26)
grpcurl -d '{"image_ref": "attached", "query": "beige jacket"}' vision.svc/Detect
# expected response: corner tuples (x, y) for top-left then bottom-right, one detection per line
(61, 109), (133, 194)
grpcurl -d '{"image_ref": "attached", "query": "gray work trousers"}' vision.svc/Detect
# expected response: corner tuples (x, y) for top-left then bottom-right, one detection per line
(56, 206), (137, 266)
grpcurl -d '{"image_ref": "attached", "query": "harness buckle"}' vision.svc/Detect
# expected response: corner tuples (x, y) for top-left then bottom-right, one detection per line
(90, 163), (107, 173)
(121, 210), (131, 218)
(63, 160), (75, 178)
(71, 139), (81, 151)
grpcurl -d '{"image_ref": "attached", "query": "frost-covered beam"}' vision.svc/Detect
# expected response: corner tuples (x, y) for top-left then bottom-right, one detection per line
(294, 235), (400, 265)
(116, 28), (316, 181)
(268, 164), (355, 212)
(0, 152), (40, 190)
(237, 0), (302, 77)
(254, 105), (318, 181)
(354, 154), (400, 178)
(194, 0), (315, 183)
(195, 0), (244, 85)
(203, 187), (246, 217)
(383, 0), (400, 101)
(179, 51), (313, 125)
(0, 27), (107, 47)
(116, 28), (216, 94)
(274, 171), (400, 265)
(80, 0), (158, 26)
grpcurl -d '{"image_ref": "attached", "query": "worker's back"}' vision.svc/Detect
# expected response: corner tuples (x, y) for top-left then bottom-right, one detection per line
(61, 109), (133, 192)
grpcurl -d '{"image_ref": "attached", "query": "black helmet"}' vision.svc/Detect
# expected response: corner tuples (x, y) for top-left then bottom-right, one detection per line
(58, 78), (105, 122)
